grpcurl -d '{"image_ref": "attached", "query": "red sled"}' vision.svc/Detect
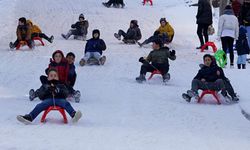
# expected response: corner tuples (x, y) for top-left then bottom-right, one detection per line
(16, 37), (45, 50)
(143, 0), (153, 6)
(41, 106), (68, 123)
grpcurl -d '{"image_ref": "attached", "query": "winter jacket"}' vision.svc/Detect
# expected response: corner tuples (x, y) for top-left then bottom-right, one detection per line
(217, 9), (239, 39)
(146, 47), (176, 65)
(194, 64), (226, 82)
(125, 26), (142, 41)
(71, 20), (89, 35)
(68, 63), (76, 87)
(236, 27), (250, 55)
(36, 80), (69, 100)
(196, 0), (213, 25)
(85, 38), (106, 55)
(239, 2), (250, 26)
(16, 24), (31, 41)
(27, 20), (42, 34)
(46, 59), (69, 84)
(232, 0), (242, 17)
(156, 22), (174, 38)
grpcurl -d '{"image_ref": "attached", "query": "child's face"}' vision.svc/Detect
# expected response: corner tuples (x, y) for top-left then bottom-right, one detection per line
(79, 18), (84, 22)
(204, 57), (212, 67)
(160, 21), (166, 26)
(18, 21), (24, 25)
(54, 53), (63, 63)
(48, 71), (59, 81)
(93, 33), (99, 39)
(152, 42), (160, 50)
(66, 56), (75, 64)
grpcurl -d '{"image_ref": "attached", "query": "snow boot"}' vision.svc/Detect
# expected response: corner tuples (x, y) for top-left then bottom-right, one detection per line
(48, 36), (54, 43)
(72, 111), (82, 123)
(102, 2), (111, 8)
(79, 59), (86, 66)
(9, 42), (15, 49)
(231, 96), (239, 102)
(182, 93), (191, 102)
(61, 33), (70, 40)
(114, 33), (121, 40)
(29, 89), (37, 101)
(162, 73), (170, 82)
(74, 90), (81, 103)
(17, 115), (32, 125)
(187, 90), (199, 99)
(136, 74), (146, 83)
(99, 56), (106, 65)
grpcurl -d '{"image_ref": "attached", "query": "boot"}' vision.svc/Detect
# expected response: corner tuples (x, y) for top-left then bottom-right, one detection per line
(17, 114), (32, 125)
(73, 90), (81, 103)
(114, 33), (121, 40)
(99, 56), (106, 65)
(242, 64), (246, 69)
(182, 93), (191, 102)
(135, 74), (146, 83)
(237, 64), (241, 69)
(48, 36), (54, 43)
(79, 59), (86, 66)
(162, 73), (170, 82)
(187, 90), (199, 99)
(72, 111), (82, 123)
(9, 42), (15, 49)
(61, 31), (71, 40)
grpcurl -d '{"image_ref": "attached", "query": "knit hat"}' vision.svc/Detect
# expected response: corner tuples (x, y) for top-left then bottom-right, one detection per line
(19, 17), (26, 24)
(52, 50), (64, 60)
(224, 5), (232, 10)
(160, 18), (166, 23)
(79, 14), (85, 20)
(153, 38), (163, 47)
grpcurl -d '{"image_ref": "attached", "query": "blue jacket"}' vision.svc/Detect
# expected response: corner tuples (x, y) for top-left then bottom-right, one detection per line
(68, 63), (76, 87)
(236, 27), (250, 55)
(84, 38), (106, 55)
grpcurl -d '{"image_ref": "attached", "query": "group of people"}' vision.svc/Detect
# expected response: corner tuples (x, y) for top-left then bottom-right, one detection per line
(193, 0), (250, 69)
(9, 17), (54, 49)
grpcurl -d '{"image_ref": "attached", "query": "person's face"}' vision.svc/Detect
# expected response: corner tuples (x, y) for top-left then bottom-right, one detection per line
(54, 53), (63, 63)
(66, 56), (75, 64)
(48, 71), (59, 81)
(18, 21), (24, 25)
(79, 18), (84, 22)
(204, 57), (212, 67)
(160, 21), (166, 27)
(152, 42), (160, 50)
(93, 33), (99, 39)
(130, 23), (134, 28)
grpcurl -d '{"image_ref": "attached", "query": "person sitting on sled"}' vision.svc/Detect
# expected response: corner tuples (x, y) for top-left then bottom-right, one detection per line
(79, 29), (107, 66)
(61, 14), (89, 40)
(102, 0), (125, 8)
(182, 54), (239, 102)
(114, 20), (142, 44)
(135, 38), (176, 83)
(9, 17), (34, 49)
(138, 18), (174, 47)
(17, 68), (82, 125)
(26, 20), (54, 43)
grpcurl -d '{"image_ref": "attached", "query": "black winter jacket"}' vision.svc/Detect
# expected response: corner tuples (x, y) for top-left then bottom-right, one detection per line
(239, 3), (250, 26)
(194, 64), (226, 82)
(236, 27), (250, 55)
(71, 20), (89, 35)
(196, 0), (213, 25)
(36, 80), (69, 100)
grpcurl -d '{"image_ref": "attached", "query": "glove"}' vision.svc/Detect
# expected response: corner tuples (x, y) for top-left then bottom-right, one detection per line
(170, 50), (176, 56)
(139, 57), (146, 63)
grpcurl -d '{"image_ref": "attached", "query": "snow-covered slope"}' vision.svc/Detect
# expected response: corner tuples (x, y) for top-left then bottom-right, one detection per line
(0, 0), (250, 150)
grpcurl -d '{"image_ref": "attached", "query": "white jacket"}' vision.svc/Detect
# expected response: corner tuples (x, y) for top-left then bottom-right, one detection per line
(217, 13), (239, 40)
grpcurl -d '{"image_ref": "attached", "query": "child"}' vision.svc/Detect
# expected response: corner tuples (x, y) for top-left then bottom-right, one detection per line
(66, 52), (81, 102)
(138, 18), (174, 47)
(17, 68), (82, 125)
(9, 17), (34, 49)
(114, 20), (142, 44)
(61, 14), (89, 40)
(136, 38), (176, 83)
(29, 50), (69, 101)
(102, 0), (125, 8)
(79, 29), (107, 66)
(26, 20), (54, 43)
(236, 26), (250, 69)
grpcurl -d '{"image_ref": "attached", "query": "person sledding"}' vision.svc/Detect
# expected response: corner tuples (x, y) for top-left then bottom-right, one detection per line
(102, 0), (125, 8)
(138, 18), (174, 47)
(26, 20), (54, 43)
(135, 38), (176, 83)
(182, 54), (239, 102)
(9, 17), (34, 49)
(17, 69), (82, 125)
(79, 29), (107, 66)
(61, 14), (89, 40)
(114, 20), (142, 44)
(29, 50), (81, 102)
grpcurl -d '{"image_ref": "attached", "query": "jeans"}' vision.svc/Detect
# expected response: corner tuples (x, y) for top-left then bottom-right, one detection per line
(83, 52), (101, 61)
(191, 79), (225, 94)
(237, 54), (247, 64)
(245, 26), (250, 46)
(29, 98), (76, 120)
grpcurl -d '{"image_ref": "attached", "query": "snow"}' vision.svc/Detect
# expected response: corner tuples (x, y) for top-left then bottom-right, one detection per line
(0, 0), (250, 149)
